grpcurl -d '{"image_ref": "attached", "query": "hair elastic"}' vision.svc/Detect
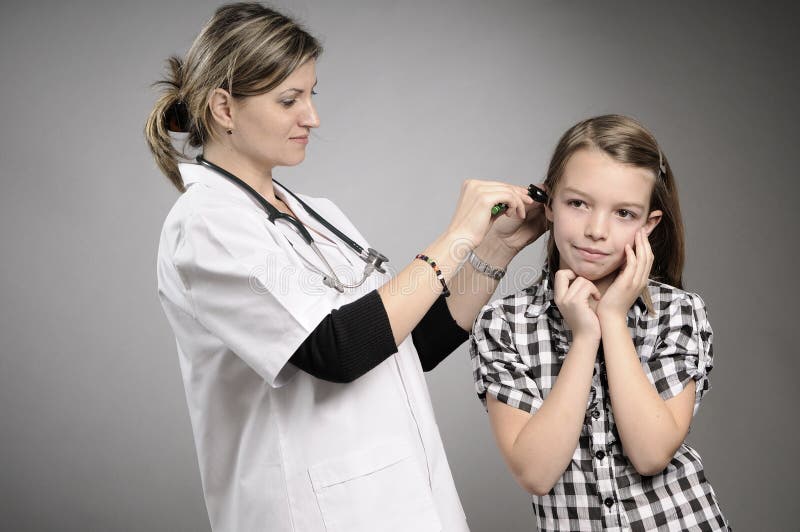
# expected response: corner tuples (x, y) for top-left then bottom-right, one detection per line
(415, 254), (450, 297)
(165, 99), (189, 133)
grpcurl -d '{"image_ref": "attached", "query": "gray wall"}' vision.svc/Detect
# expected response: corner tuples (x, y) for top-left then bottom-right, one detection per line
(1, 1), (797, 530)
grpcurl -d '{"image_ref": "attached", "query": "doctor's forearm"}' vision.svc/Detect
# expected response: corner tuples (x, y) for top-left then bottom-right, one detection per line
(445, 238), (517, 330)
(378, 231), (472, 346)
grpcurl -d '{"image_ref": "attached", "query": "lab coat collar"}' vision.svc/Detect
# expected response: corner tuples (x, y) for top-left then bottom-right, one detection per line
(179, 162), (265, 210)
(179, 162), (356, 276)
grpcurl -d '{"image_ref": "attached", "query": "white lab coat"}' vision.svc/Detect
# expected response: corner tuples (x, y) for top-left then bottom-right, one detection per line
(156, 163), (470, 532)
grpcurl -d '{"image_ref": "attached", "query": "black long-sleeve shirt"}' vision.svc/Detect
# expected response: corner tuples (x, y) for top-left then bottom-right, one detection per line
(289, 290), (469, 383)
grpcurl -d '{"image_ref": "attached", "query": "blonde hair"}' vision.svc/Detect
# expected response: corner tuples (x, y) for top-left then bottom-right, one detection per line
(144, 2), (322, 192)
(544, 114), (686, 290)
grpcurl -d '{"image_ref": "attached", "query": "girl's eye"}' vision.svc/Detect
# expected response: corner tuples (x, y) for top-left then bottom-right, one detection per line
(567, 199), (585, 208)
(617, 209), (636, 219)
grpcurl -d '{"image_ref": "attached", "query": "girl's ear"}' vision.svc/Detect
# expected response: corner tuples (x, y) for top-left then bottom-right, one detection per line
(208, 88), (235, 131)
(644, 209), (662, 236)
(545, 202), (554, 223)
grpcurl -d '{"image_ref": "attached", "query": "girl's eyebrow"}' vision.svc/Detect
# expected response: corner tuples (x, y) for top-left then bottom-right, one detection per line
(615, 201), (647, 210)
(561, 186), (590, 197)
(561, 186), (646, 210)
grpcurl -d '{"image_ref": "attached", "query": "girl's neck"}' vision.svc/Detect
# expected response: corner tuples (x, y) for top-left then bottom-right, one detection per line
(203, 143), (277, 203)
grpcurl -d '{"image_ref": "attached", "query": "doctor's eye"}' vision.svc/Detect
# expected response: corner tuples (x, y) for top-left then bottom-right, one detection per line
(311, 90), (318, 96)
(281, 99), (297, 108)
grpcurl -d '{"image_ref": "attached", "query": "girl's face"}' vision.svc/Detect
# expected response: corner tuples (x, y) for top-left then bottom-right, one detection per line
(229, 60), (320, 170)
(546, 148), (662, 293)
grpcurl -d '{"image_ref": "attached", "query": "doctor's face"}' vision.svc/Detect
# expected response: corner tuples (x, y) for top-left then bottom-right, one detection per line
(231, 60), (320, 170)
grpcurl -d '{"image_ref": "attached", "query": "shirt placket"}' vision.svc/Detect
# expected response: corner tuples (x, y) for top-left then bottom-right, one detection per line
(587, 346), (624, 532)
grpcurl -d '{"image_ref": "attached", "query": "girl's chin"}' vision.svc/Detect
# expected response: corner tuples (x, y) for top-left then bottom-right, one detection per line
(569, 264), (621, 283)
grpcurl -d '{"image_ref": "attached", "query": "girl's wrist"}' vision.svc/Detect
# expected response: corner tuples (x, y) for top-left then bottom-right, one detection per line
(597, 311), (628, 330)
(571, 331), (601, 351)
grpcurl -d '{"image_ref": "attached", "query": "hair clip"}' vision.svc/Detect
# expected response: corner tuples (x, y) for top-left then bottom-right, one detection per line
(658, 150), (667, 177)
(165, 100), (189, 133)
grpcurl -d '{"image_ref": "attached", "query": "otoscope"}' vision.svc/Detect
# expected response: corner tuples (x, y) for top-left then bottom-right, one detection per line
(491, 184), (548, 215)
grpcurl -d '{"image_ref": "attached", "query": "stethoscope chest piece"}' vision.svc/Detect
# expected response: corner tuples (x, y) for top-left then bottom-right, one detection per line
(365, 248), (389, 274)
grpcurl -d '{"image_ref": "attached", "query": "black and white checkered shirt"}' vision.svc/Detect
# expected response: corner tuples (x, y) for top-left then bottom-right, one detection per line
(470, 265), (730, 531)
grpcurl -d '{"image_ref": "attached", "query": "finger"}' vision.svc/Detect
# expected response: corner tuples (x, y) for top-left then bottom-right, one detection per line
(480, 186), (532, 213)
(587, 283), (601, 311)
(565, 276), (592, 301)
(577, 278), (601, 301)
(644, 233), (656, 277)
(637, 230), (653, 286)
(554, 269), (576, 301)
(473, 182), (534, 205)
(633, 230), (647, 286)
(620, 243), (636, 283)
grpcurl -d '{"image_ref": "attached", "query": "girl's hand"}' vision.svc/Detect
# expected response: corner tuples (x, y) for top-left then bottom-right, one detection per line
(597, 229), (654, 320)
(445, 180), (534, 250)
(484, 183), (548, 254)
(554, 269), (601, 342)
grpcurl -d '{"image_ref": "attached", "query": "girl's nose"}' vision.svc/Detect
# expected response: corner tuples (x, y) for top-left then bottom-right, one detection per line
(585, 213), (609, 240)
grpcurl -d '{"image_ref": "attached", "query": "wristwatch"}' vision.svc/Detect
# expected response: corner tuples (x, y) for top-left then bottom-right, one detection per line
(467, 250), (506, 280)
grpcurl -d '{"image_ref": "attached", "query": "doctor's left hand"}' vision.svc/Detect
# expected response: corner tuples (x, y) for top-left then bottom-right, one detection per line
(486, 182), (548, 253)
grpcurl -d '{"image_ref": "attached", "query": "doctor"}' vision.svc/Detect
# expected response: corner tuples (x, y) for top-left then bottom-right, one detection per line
(146, 3), (544, 532)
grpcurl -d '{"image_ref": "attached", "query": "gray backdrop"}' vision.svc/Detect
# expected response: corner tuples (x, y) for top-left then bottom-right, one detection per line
(1, 1), (798, 530)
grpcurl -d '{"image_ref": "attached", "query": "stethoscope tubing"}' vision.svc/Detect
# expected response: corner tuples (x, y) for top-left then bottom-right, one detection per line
(195, 155), (388, 291)
(196, 155), (367, 256)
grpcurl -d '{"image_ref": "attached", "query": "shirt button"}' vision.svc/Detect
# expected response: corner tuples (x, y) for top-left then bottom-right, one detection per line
(591, 410), (600, 419)
(604, 497), (614, 508)
(595, 450), (606, 460)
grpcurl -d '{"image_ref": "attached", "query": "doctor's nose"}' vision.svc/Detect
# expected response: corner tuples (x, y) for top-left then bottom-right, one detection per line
(300, 102), (320, 129)
(584, 213), (609, 240)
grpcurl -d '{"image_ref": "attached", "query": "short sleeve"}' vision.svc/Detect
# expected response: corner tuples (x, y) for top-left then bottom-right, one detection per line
(470, 304), (543, 414)
(647, 292), (714, 414)
(172, 205), (338, 387)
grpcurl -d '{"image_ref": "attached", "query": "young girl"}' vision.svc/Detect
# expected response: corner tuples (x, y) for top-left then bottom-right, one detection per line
(470, 115), (729, 531)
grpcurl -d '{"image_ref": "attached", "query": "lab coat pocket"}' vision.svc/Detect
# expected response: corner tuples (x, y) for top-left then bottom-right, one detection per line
(309, 443), (442, 532)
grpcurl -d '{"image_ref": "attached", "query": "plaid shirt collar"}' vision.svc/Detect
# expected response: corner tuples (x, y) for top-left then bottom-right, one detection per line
(524, 263), (648, 320)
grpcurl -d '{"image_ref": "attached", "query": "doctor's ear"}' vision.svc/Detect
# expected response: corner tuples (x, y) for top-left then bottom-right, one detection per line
(208, 88), (235, 132)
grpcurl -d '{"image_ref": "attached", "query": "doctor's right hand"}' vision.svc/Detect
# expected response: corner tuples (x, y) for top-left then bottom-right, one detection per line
(444, 179), (533, 251)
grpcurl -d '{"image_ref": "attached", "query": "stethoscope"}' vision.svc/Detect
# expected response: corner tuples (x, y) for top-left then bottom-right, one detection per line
(196, 155), (389, 293)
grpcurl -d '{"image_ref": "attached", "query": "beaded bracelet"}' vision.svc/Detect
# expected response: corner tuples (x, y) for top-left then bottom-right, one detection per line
(415, 253), (450, 297)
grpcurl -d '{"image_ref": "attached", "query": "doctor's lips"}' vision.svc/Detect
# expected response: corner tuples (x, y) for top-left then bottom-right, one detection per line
(290, 135), (309, 145)
(491, 184), (548, 216)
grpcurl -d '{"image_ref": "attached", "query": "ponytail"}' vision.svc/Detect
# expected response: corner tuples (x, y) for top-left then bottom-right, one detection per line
(144, 56), (188, 192)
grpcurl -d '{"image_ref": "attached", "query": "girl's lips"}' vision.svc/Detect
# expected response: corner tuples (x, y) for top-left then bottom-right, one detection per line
(574, 245), (609, 261)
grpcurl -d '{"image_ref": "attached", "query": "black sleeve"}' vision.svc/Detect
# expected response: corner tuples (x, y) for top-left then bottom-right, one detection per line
(411, 294), (470, 372)
(289, 290), (398, 383)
